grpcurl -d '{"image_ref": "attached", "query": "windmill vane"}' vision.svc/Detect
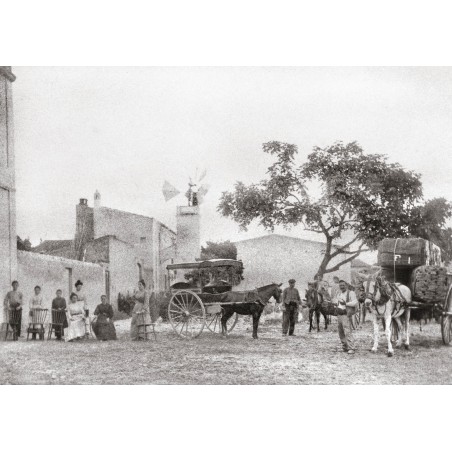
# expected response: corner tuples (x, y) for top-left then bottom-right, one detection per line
(162, 169), (209, 206)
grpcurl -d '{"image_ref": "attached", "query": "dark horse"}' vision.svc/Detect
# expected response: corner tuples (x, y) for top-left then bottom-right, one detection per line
(218, 283), (282, 339)
(305, 286), (329, 332)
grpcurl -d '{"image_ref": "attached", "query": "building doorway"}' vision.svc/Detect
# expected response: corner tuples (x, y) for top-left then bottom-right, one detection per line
(66, 267), (73, 298)
(105, 270), (111, 302)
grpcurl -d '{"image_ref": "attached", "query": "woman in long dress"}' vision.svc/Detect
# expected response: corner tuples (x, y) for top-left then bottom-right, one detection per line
(130, 280), (153, 340)
(92, 295), (117, 341)
(65, 293), (87, 342)
(28, 285), (45, 340)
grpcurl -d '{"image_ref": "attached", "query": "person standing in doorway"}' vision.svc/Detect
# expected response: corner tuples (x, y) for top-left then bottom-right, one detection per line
(334, 280), (359, 354)
(75, 280), (89, 337)
(281, 279), (301, 336)
(4, 281), (23, 337)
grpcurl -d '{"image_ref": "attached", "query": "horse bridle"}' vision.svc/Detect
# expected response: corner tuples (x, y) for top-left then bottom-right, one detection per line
(364, 276), (406, 317)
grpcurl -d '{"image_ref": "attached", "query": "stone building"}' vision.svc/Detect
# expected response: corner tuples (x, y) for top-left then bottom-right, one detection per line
(234, 234), (352, 292)
(32, 195), (177, 301)
(0, 67), (18, 322)
(0, 67), (178, 325)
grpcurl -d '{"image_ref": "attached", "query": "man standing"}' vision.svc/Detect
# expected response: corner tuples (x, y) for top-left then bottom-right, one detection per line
(334, 280), (358, 354)
(281, 279), (301, 336)
(4, 281), (24, 337)
(330, 276), (341, 302)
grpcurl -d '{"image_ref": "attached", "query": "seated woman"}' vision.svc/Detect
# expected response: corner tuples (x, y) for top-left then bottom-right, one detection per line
(64, 293), (87, 342)
(92, 295), (117, 341)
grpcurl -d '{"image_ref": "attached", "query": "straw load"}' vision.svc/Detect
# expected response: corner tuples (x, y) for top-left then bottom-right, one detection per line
(377, 238), (442, 268)
(377, 238), (449, 303)
(410, 266), (451, 303)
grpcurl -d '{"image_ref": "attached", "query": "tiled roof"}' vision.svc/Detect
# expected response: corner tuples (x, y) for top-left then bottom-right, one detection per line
(32, 240), (73, 254)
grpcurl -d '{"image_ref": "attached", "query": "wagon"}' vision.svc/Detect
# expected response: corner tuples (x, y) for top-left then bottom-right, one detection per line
(384, 271), (452, 346)
(405, 283), (452, 345)
(166, 259), (244, 338)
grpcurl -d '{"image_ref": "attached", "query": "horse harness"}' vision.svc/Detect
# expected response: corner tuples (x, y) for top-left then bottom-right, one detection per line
(364, 276), (407, 317)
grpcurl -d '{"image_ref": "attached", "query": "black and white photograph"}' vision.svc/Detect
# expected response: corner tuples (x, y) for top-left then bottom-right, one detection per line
(2, 64), (452, 385)
(2, 4), (452, 452)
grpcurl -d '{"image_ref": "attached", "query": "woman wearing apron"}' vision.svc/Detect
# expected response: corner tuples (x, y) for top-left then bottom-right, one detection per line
(130, 280), (152, 340)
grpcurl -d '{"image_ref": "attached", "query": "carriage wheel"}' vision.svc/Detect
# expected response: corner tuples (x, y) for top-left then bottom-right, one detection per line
(442, 284), (452, 345)
(441, 315), (452, 345)
(168, 290), (206, 339)
(205, 312), (239, 334)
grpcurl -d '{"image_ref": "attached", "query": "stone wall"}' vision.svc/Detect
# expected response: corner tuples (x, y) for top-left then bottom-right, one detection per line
(235, 234), (351, 293)
(108, 237), (143, 302)
(176, 206), (200, 263)
(94, 206), (154, 245)
(0, 67), (17, 307)
(5, 251), (106, 324)
(156, 221), (176, 291)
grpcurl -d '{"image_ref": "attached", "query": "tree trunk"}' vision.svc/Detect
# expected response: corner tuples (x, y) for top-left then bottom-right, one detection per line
(314, 236), (333, 280)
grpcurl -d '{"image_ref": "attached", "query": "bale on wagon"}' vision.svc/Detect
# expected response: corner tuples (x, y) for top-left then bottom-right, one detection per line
(377, 238), (442, 268)
(410, 265), (451, 303)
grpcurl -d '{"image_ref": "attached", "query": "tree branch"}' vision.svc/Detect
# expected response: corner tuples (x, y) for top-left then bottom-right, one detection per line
(323, 244), (367, 273)
(329, 235), (360, 258)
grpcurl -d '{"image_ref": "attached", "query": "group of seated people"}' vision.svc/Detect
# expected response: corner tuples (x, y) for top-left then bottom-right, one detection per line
(3, 279), (117, 342)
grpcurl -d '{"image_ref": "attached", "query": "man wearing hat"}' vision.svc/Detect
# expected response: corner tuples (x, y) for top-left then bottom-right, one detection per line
(281, 279), (301, 336)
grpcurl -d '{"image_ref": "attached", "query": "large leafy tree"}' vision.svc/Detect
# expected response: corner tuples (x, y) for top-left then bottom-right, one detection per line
(218, 141), (423, 279)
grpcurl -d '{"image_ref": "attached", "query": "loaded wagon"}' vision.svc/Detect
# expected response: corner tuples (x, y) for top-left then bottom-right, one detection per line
(165, 259), (244, 338)
(377, 238), (452, 345)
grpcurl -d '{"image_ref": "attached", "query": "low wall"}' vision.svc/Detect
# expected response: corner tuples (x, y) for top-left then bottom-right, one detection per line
(2, 251), (106, 324)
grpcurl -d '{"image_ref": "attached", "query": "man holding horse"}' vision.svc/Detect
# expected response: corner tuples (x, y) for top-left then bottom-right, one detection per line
(334, 280), (358, 354)
(281, 279), (301, 336)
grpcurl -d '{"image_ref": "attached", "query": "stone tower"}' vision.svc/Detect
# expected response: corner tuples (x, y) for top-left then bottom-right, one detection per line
(0, 67), (17, 321)
(176, 205), (200, 262)
(74, 198), (94, 260)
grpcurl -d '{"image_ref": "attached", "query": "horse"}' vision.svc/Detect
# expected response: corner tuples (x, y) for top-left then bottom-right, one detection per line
(219, 283), (282, 339)
(305, 286), (329, 332)
(363, 275), (412, 357)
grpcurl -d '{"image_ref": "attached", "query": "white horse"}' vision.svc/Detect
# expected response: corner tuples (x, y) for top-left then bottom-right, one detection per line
(363, 275), (411, 357)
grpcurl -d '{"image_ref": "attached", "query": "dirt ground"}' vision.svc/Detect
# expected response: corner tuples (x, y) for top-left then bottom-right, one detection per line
(1, 316), (451, 384)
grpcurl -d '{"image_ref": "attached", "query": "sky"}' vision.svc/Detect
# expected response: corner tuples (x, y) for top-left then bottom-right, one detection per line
(11, 67), (452, 263)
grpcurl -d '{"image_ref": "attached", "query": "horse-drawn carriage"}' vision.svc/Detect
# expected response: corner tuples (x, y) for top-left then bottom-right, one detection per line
(166, 259), (281, 339)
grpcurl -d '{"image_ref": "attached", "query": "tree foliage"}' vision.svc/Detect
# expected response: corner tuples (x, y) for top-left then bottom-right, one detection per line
(184, 240), (243, 287)
(218, 141), (423, 278)
(17, 236), (32, 251)
(409, 198), (452, 263)
(200, 240), (238, 260)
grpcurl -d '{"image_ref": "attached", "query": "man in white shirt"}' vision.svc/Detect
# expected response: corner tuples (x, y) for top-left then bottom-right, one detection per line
(330, 276), (341, 303)
(334, 280), (358, 354)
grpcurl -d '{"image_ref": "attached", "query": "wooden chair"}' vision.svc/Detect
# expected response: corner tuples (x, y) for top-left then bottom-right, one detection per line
(7, 309), (22, 341)
(27, 308), (48, 341)
(48, 309), (67, 340)
(137, 311), (157, 341)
